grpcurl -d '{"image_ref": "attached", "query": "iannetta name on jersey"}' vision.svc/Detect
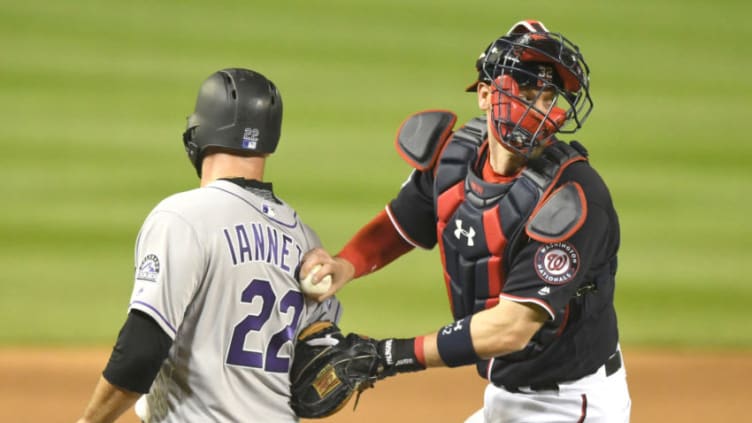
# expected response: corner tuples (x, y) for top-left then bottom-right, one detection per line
(222, 222), (304, 276)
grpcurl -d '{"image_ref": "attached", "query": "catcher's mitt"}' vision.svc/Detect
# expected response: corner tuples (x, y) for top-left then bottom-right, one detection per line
(289, 321), (380, 418)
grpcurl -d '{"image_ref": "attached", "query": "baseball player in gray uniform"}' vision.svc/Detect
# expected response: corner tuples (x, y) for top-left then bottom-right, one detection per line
(76, 68), (341, 423)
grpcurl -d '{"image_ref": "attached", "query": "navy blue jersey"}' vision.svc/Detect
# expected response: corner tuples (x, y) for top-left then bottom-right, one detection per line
(388, 128), (621, 388)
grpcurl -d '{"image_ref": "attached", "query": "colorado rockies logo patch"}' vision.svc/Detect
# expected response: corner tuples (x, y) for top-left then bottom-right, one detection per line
(136, 254), (160, 282)
(534, 242), (579, 285)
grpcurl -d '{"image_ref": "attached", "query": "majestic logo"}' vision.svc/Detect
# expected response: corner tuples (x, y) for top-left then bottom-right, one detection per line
(534, 242), (579, 285)
(537, 286), (551, 296)
(136, 254), (160, 282)
(454, 219), (476, 247)
(242, 128), (260, 149)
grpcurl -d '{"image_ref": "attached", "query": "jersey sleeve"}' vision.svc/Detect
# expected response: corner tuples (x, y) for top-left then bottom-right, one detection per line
(387, 169), (438, 249)
(500, 177), (614, 319)
(298, 220), (344, 327)
(300, 296), (343, 331)
(129, 210), (205, 339)
(300, 221), (323, 250)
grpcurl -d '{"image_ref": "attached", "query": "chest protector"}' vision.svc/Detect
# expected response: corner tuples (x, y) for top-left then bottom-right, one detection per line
(433, 116), (587, 319)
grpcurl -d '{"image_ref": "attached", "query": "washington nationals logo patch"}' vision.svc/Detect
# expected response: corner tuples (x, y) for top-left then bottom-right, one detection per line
(136, 254), (160, 282)
(534, 242), (579, 285)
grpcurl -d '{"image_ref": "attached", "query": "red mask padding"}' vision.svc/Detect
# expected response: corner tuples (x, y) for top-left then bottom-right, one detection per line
(490, 75), (566, 154)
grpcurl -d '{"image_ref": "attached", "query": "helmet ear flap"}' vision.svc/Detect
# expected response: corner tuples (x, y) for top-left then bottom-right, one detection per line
(182, 113), (202, 175)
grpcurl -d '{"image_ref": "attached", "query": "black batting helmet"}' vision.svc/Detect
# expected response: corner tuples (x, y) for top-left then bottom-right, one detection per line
(182, 68), (283, 176)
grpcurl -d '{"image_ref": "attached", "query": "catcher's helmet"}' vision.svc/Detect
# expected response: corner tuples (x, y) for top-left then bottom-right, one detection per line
(182, 68), (283, 176)
(467, 20), (593, 157)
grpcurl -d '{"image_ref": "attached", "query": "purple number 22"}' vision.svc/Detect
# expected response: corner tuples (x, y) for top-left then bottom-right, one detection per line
(226, 278), (304, 372)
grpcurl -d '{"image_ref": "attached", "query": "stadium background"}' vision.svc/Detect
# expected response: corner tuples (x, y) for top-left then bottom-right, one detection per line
(1, 0), (749, 421)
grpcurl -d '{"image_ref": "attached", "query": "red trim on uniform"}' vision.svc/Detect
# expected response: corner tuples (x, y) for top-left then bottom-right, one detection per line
(436, 220), (453, 305)
(414, 335), (426, 366)
(437, 182), (465, 221)
(542, 156), (587, 200)
(336, 209), (414, 278)
(484, 296), (500, 309)
(436, 182), (466, 309)
(394, 110), (456, 171)
(499, 293), (555, 320)
(569, 182), (588, 235)
(384, 204), (427, 249)
(433, 133), (455, 177)
(482, 157), (522, 184)
(483, 205), (505, 302)
(577, 394), (588, 423)
(483, 205), (505, 253)
(486, 256), (502, 295)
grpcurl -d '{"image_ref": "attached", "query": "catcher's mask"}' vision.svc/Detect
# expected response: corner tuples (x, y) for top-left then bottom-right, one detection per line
(467, 21), (593, 157)
(182, 68), (283, 176)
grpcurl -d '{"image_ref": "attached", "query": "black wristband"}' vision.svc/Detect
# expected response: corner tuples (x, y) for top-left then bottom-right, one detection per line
(436, 316), (478, 367)
(378, 338), (426, 376)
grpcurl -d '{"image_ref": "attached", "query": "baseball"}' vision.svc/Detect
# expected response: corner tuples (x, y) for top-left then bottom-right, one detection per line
(300, 264), (332, 295)
(134, 396), (151, 421)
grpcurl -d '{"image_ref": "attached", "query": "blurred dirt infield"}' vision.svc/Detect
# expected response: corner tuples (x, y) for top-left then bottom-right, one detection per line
(1, 347), (749, 422)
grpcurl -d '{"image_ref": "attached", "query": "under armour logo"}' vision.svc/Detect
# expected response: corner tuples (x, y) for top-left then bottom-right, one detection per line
(454, 219), (476, 247)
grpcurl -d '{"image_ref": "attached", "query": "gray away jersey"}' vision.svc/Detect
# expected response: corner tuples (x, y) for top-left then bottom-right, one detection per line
(129, 180), (342, 422)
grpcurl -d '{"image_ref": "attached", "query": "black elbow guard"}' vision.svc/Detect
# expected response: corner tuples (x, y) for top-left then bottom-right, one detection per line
(103, 310), (173, 394)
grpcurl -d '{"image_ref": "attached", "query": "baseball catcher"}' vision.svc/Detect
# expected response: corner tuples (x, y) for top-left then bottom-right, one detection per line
(289, 321), (424, 418)
(293, 18), (630, 422)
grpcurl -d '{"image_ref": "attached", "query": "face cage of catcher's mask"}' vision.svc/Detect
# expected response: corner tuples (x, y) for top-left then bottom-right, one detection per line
(483, 33), (594, 144)
(491, 79), (567, 158)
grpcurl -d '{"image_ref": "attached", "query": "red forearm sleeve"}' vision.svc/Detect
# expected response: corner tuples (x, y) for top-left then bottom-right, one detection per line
(336, 208), (414, 278)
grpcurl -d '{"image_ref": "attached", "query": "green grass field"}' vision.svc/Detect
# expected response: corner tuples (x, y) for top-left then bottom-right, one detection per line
(1, 0), (750, 349)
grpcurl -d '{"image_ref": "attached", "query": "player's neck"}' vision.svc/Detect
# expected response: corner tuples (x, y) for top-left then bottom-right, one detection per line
(487, 139), (525, 176)
(200, 153), (266, 187)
